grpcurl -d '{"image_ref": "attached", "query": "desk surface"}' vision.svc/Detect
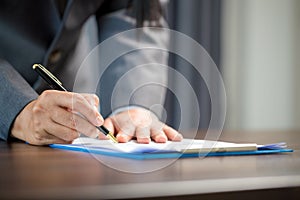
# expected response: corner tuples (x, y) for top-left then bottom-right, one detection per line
(1, 131), (300, 199)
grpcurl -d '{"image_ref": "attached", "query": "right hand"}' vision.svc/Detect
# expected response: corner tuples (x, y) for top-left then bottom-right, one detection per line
(11, 90), (104, 145)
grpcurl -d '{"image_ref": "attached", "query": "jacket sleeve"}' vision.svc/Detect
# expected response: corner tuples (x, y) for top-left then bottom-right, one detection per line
(97, 10), (170, 118)
(0, 59), (38, 141)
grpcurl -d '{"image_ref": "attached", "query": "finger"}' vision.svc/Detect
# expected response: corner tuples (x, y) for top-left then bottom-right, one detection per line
(70, 93), (103, 126)
(103, 118), (115, 134)
(31, 137), (69, 146)
(51, 107), (100, 139)
(29, 129), (70, 146)
(43, 130), (73, 144)
(135, 127), (151, 144)
(151, 129), (167, 143)
(163, 125), (183, 141)
(116, 130), (134, 143)
(29, 107), (64, 145)
(46, 119), (80, 142)
(43, 91), (103, 126)
(81, 93), (100, 108)
(115, 126), (135, 143)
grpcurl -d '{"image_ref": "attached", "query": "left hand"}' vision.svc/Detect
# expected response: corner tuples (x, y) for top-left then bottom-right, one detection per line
(100, 108), (183, 143)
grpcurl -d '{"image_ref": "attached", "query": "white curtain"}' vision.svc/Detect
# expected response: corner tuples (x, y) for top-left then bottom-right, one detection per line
(222, 0), (300, 130)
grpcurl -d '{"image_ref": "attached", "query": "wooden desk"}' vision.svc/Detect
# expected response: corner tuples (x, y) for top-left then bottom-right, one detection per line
(1, 131), (300, 199)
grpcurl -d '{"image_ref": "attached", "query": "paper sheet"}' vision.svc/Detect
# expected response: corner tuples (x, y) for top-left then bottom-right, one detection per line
(71, 137), (258, 153)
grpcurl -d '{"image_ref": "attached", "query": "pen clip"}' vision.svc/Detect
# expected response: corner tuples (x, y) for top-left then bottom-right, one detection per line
(32, 64), (63, 86)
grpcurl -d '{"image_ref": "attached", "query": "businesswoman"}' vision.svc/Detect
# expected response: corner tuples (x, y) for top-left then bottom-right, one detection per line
(0, 0), (182, 145)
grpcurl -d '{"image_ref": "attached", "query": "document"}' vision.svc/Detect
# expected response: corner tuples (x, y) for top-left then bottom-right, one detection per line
(71, 137), (258, 153)
(50, 137), (292, 160)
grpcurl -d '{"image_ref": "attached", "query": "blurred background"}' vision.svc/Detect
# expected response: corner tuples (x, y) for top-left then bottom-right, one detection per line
(164, 0), (300, 132)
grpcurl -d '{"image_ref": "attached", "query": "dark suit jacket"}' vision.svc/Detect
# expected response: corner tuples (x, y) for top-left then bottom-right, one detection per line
(0, 0), (169, 141)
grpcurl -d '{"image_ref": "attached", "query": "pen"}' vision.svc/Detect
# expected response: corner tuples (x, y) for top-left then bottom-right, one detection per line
(32, 64), (118, 143)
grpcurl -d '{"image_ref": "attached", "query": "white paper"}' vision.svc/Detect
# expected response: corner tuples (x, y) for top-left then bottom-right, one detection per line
(71, 137), (258, 153)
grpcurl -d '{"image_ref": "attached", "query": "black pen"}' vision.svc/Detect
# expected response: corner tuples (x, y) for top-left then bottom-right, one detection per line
(32, 64), (118, 143)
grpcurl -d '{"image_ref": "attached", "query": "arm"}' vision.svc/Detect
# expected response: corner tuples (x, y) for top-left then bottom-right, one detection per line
(0, 60), (105, 145)
(96, 9), (182, 143)
(0, 60), (38, 141)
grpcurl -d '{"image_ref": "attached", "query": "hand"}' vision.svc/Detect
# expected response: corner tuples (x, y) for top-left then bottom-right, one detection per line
(102, 108), (183, 143)
(11, 90), (104, 145)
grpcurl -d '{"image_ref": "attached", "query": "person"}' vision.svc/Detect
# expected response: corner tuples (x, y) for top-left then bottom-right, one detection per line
(0, 0), (183, 145)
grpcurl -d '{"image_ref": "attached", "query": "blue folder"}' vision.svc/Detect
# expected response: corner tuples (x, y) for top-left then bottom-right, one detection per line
(50, 143), (293, 160)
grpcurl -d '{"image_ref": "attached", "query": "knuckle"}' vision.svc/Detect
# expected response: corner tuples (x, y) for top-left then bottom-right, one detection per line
(89, 109), (98, 119)
(40, 90), (52, 100)
(43, 90), (51, 96)
(93, 94), (99, 104)
(86, 106), (98, 119)
(92, 94), (98, 99)
(72, 94), (85, 109)
(70, 115), (78, 129)
(32, 104), (44, 115)
(74, 94), (97, 116)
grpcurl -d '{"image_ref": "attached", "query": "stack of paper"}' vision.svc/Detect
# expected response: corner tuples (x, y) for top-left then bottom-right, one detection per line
(49, 137), (293, 160)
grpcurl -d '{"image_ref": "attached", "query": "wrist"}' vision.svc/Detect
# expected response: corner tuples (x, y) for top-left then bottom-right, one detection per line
(10, 100), (35, 142)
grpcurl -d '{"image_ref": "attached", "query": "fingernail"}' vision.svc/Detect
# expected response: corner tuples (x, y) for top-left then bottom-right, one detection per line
(138, 137), (151, 144)
(116, 134), (130, 143)
(174, 133), (183, 140)
(96, 116), (103, 125)
(155, 135), (167, 143)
